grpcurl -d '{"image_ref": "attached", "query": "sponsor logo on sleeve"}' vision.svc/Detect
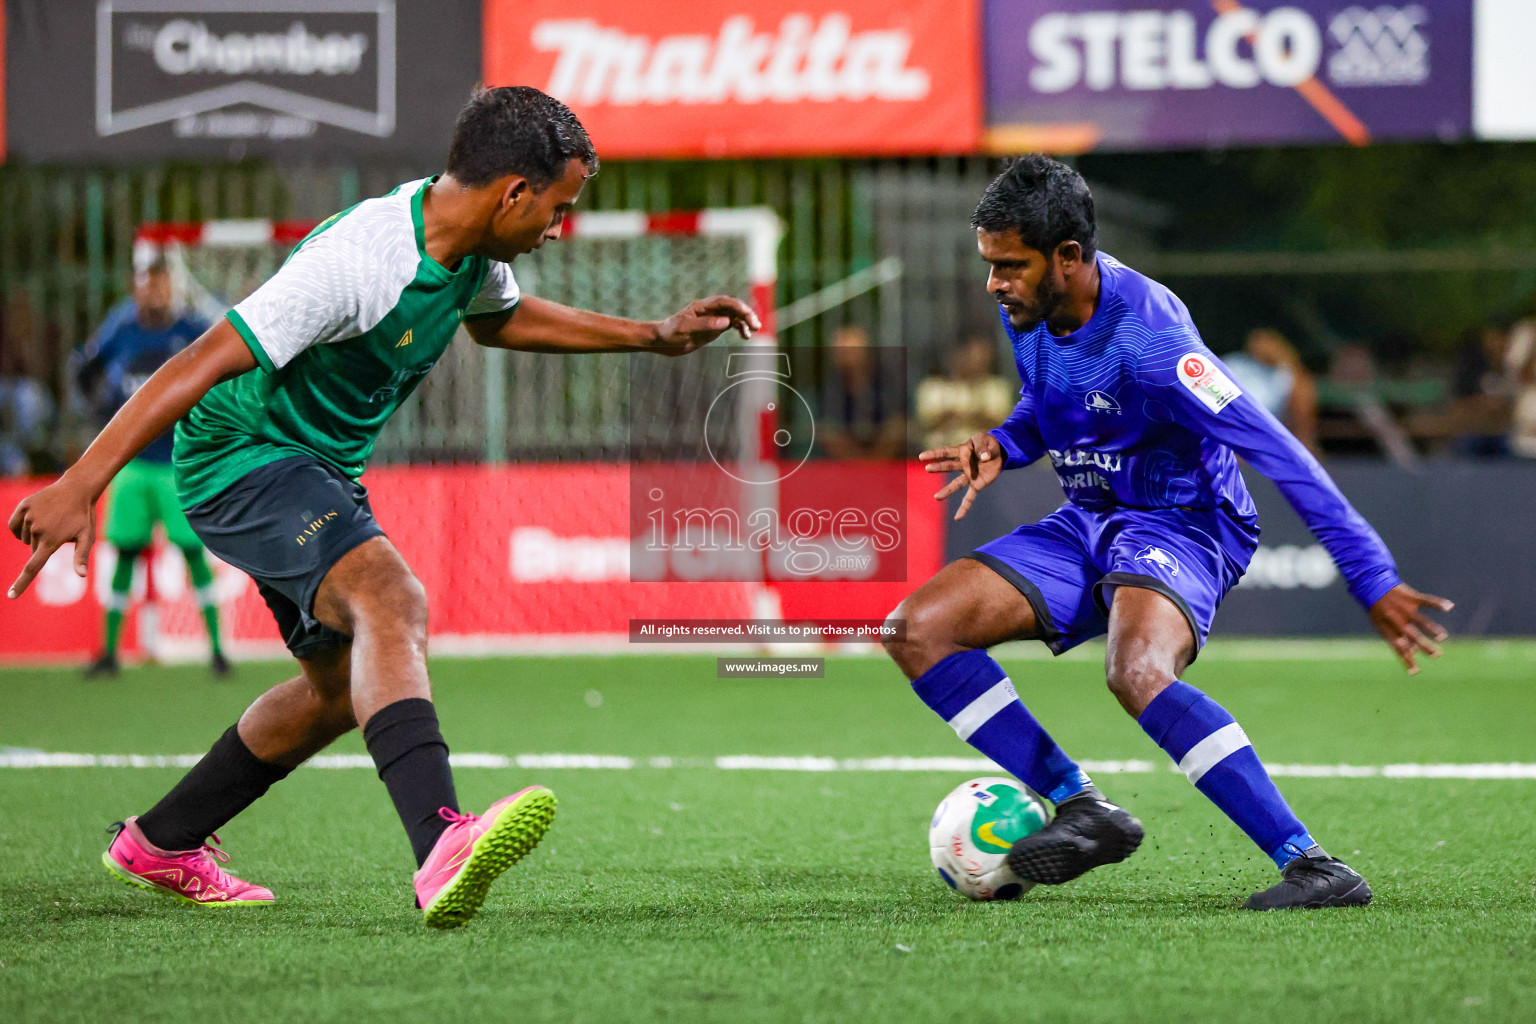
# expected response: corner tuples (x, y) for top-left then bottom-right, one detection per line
(1175, 352), (1242, 414)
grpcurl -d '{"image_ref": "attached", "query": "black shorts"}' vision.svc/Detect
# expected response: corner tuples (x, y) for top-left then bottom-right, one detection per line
(183, 455), (385, 658)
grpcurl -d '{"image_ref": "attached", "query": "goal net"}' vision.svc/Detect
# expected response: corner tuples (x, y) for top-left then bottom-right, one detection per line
(133, 208), (783, 660)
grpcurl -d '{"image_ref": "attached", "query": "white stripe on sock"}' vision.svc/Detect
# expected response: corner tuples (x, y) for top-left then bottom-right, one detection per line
(1177, 722), (1251, 784)
(946, 678), (1019, 742)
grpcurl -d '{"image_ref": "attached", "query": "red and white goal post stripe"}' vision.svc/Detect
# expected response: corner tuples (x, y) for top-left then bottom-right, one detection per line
(128, 209), (787, 660)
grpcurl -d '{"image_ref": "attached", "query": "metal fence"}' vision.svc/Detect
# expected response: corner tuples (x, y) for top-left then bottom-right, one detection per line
(0, 157), (1015, 470)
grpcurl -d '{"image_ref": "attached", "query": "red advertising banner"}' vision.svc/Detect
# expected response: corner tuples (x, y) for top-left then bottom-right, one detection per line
(482, 0), (982, 158)
(0, 464), (943, 662)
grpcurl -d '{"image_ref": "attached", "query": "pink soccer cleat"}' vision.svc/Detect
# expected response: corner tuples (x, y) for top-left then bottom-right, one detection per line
(102, 816), (274, 906)
(414, 785), (557, 929)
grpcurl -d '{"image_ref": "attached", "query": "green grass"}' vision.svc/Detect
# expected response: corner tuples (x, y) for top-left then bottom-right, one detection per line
(1, 641), (1534, 1023)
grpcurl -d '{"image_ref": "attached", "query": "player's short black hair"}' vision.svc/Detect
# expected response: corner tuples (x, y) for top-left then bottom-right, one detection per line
(971, 155), (1096, 261)
(446, 85), (598, 190)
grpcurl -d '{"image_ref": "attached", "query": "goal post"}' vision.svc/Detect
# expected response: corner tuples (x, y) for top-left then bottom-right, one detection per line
(133, 207), (785, 659)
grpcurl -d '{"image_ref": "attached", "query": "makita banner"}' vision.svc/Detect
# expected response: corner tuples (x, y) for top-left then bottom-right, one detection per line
(3, 0), (480, 161)
(483, 0), (982, 158)
(945, 461), (1536, 638)
(984, 0), (1473, 152)
(0, 464), (943, 662)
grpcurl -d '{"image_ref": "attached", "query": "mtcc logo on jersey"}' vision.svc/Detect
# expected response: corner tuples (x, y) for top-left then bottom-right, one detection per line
(1135, 545), (1180, 577)
(1085, 390), (1121, 413)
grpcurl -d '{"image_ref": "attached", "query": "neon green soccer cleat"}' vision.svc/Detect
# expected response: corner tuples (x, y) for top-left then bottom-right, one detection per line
(413, 785), (557, 929)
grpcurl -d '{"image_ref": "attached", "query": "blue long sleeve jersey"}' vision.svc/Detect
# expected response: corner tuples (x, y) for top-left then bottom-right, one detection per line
(78, 300), (208, 463)
(987, 253), (1400, 609)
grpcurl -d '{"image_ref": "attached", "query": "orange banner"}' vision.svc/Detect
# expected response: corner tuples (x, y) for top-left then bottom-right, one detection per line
(483, 0), (981, 158)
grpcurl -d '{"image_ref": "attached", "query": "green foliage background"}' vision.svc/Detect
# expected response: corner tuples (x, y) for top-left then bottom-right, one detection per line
(1081, 142), (1536, 365)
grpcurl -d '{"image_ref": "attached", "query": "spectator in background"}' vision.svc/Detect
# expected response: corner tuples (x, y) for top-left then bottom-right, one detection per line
(1224, 328), (1320, 455)
(74, 259), (229, 678)
(915, 334), (1017, 451)
(818, 324), (905, 460)
(0, 288), (57, 477)
(1504, 318), (1536, 459)
(1450, 322), (1513, 458)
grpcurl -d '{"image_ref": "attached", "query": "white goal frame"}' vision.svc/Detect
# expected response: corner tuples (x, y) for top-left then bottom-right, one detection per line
(136, 208), (788, 659)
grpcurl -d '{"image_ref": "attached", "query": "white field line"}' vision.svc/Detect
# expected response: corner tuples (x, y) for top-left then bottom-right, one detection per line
(112, 636), (1536, 666)
(1, 750), (1534, 778)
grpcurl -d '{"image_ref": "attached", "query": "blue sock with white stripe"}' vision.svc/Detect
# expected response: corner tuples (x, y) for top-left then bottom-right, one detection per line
(1138, 681), (1319, 869)
(911, 649), (1094, 805)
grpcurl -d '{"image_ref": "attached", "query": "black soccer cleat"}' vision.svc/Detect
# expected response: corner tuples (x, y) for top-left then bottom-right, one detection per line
(210, 652), (233, 678)
(1242, 854), (1372, 910)
(1006, 796), (1145, 885)
(84, 651), (121, 679)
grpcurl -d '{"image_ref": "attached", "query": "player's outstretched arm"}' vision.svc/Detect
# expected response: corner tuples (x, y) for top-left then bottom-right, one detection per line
(919, 431), (1006, 521)
(1143, 340), (1456, 673)
(6, 319), (255, 598)
(1369, 584), (1454, 675)
(466, 294), (760, 355)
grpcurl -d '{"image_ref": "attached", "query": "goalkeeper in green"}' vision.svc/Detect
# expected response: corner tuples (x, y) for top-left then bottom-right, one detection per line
(75, 259), (229, 677)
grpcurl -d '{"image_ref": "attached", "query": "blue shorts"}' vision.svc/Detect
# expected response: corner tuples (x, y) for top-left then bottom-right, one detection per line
(969, 503), (1259, 658)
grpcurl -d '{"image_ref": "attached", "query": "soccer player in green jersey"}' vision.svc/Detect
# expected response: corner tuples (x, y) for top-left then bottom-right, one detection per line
(7, 86), (759, 928)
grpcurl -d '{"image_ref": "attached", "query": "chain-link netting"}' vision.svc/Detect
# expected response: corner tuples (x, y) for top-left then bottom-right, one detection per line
(379, 233), (754, 463)
(159, 229), (756, 463)
(149, 223), (765, 657)
(163, 239), (296, 326)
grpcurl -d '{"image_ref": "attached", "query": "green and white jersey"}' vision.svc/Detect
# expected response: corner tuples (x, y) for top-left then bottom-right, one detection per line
(174, 177), (520, 507)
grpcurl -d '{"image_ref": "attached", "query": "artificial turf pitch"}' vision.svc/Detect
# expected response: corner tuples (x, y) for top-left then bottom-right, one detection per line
(1, 641), (1533, 1024)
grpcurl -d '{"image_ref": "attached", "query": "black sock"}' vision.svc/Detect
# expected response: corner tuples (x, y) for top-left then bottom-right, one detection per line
(138, 725), (292, 851)
(362, 698), (459, 867)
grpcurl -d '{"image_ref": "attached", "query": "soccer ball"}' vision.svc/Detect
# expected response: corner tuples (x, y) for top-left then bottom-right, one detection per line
(929, 777), (1051, 901)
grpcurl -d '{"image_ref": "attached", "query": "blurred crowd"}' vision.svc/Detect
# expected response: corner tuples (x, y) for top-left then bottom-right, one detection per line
(0, 290), (60, 477)
(902, 319), (1536, 467)
(6, 277), (1536, 474)
(1449, 319), (1536, 459)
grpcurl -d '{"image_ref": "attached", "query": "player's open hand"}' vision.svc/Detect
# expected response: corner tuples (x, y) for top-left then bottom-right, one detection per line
(7, 477), (97, 599)
(1368, 583), (1453, 674)
(920, 432), (1006, 521)
(654, 296), (761, 356)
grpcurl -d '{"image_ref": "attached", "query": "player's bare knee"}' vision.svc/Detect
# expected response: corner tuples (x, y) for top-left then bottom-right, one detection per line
(300, 646), (352, 703)
(881, 604), (910, 662)
(1105, 641), (1175, 712)
(884, 596), (955, 679)
(317, 696), (358, 738)
(349, 574), (428, 643)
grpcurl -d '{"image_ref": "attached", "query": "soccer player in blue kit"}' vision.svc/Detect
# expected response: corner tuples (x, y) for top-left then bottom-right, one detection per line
(885, 156), (1453, 910)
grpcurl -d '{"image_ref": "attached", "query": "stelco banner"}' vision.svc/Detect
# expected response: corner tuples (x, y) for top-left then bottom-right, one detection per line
(482, 0), (982, 158)
(984, 0), (1473, 152)
(3, 0), (482, 162)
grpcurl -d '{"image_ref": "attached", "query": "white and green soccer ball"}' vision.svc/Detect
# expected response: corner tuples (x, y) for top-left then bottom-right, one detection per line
(929, 777), (1051, 901)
